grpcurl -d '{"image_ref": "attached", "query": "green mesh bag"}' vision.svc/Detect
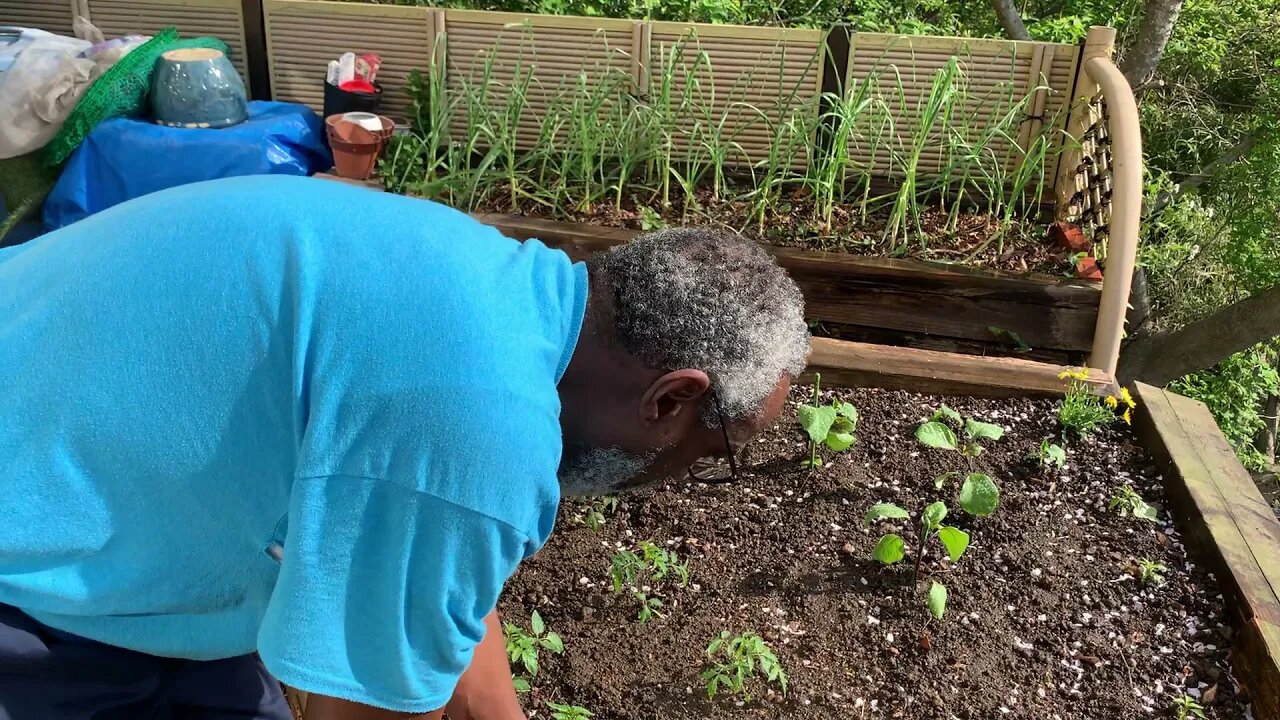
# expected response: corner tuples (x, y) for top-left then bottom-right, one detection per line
(43, 28), (230, 167)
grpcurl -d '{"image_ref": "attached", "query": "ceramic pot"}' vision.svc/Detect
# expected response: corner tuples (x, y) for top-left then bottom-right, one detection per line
(150, 47), (248, 129)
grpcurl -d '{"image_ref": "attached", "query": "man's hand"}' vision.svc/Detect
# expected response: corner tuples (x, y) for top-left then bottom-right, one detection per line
(303, 610), (524, 720)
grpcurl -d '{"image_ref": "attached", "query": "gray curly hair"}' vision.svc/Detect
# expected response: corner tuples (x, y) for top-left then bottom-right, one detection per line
(588, 227), (810, 422)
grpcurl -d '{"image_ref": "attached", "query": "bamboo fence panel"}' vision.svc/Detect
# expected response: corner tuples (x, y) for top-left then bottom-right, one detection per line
(648, 22), (823, 168)
(843, 34), (1077, 178)
(441, 10), (635, 149)
(263, 0), (436, 122)
(81, 0), (251, 86)
(0, 0), (77, 36)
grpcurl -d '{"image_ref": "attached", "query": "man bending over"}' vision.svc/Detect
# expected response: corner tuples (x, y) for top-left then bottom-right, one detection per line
(0, 175), (809, 719)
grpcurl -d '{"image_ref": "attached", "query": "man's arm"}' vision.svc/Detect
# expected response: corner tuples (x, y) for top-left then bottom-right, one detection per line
(445, 610), (525, 720)
(304, 610), (523, 720)
(303, 695), (442, 720)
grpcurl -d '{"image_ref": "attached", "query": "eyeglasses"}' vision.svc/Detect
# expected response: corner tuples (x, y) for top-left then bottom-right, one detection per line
(687, 391), (739, 485)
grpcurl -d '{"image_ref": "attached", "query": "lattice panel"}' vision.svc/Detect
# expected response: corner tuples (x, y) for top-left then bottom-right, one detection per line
(1065, 95), (1113, 243)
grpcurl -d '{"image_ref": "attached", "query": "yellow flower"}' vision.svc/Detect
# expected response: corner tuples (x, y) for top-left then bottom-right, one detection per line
(1057, 367), (1090, 381)
(1105, 395), (1119, 409)
(1122, 408), (1133, 425)
(1120, 387), (1136, 409)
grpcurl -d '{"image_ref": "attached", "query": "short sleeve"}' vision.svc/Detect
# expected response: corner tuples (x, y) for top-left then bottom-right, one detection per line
(258, 475), (532, 713)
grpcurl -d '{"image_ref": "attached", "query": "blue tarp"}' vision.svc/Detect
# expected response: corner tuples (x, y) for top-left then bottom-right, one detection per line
(44, 100), (332, 230)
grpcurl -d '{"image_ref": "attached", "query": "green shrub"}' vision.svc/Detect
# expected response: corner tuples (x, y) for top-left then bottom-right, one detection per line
(1170, 345), (1279, 470)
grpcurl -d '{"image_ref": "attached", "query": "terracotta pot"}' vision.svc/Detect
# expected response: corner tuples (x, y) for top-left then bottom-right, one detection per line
(326, 116), (384, 180)
(328, 135), (381, 180)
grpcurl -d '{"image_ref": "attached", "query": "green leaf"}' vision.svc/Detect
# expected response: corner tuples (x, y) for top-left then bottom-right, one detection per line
(542, 631), (564, 654)
(988, 325), (1032, 352)
(825, 416), (856, 450)
(513, 677), (531, 693)
(958, 473), (1000, 517)
(864, 502), (909, 526)
(927, 581), (948, 619)
(530, 611), (545, 636)
(916, 421), (958, 450)
(937, 526), (970, 562)
(833, 401), (858, 424)
(707, 631), (727, 656)
(1043, 442), (1067, 467)
(799, 456), (824, 469)
(798, 404), (837, 443)
(932, 405), (962, 424)
(524, 652), (538, 676)
(922, 501), (948, 529)
(933, 470), (960, 490)
(965, 419), (1005, 442)
(825, 430), (856, 451)
(872, 533), (905, 564)
(1134, 499), (1159, 522)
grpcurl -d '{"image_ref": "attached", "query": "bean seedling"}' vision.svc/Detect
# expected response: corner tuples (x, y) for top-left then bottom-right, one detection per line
(547, 702), (593, 720)
(1137, 558), (1168, 586)
(865, 500), (972, 618)
(916, 405), (1005, 458)
(917, 407), (1002, 519)
(797, 373), (858, 469)
(701, 631), (787, 701)
(1108, 485), (1159, 522)
(504, 611), (564, 692)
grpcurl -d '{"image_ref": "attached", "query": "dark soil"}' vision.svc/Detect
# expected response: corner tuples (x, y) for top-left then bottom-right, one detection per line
(478, 185), (1076, 276)
(501, 386), (1250, 720)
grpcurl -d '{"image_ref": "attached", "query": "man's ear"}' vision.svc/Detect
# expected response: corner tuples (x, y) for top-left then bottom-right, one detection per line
(640, 369), (711, 423)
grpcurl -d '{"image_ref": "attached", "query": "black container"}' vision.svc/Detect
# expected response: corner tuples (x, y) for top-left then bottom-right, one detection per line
(322, 79), (382, 120)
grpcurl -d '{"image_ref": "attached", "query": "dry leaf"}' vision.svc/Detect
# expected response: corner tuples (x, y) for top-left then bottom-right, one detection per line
(1203, 684), (1218, 705)
(1077, 654), (1103, 668)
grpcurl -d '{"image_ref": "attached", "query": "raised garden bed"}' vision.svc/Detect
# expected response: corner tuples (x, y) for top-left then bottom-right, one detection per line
(477, 189), (1067, 275)
(500, 384), (1262, 719)
(476, 213), (1106, 367)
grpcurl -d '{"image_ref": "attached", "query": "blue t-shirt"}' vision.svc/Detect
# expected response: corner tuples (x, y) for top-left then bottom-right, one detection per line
(0, 175), (586, 712)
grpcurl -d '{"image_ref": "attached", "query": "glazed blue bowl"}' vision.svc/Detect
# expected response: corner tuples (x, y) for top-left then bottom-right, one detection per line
(150, 47), (248, 128)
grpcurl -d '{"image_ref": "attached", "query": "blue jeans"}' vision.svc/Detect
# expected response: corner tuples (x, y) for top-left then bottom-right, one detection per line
(0, 604), (291, 720)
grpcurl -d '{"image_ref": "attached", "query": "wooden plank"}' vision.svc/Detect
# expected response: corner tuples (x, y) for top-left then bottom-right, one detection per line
(473, 213), (1101, 352)
(1132, 383), (1280, 720)
(802, 337), (1115, 397)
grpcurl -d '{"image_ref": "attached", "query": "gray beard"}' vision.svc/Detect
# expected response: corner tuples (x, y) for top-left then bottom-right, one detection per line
(557, 446), (657, 498)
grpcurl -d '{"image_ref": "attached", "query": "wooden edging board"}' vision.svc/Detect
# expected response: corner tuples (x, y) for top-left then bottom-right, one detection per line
(804, 337), (1116, 398)
(1133, 382), (1280, 719)
(473, 213), (1103, 354)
